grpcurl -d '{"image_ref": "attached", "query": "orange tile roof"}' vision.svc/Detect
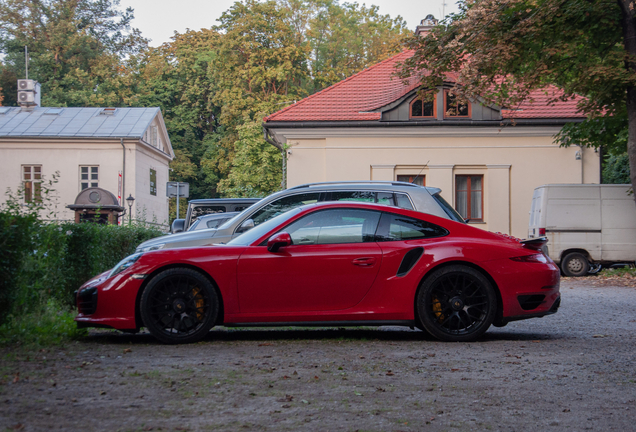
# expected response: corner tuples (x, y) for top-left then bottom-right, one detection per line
(264, 52), (585, 122)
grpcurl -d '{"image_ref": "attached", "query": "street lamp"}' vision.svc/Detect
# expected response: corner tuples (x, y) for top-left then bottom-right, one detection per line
(126, 194), (135, 226)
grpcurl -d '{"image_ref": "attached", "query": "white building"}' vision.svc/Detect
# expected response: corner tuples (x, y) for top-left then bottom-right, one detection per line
(0, 106), (174, 226)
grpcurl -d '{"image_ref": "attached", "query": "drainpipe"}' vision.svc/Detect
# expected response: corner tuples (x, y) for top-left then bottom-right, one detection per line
(263, 126), (286, 190)
(121, 138), (126, 208)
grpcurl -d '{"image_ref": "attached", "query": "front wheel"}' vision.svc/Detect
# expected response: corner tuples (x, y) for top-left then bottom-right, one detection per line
(416, 265), (497, 342)
(140, 268), (219, 344)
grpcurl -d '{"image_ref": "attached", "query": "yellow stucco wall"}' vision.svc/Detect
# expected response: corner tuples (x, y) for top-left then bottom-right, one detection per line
(279, 128), (600, 239)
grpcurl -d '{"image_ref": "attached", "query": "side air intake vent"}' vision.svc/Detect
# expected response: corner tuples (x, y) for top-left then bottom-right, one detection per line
(397, 247), (424, 277)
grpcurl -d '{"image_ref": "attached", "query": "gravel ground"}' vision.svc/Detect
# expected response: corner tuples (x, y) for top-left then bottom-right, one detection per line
(1, 278), (635, 431)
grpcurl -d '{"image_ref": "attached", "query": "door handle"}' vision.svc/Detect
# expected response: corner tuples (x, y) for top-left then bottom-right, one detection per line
(352, 257), (376, 267)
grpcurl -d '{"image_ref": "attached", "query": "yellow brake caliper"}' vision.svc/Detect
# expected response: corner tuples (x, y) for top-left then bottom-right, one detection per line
(192, 287), (204, 321)
(432, 296), (445, 322)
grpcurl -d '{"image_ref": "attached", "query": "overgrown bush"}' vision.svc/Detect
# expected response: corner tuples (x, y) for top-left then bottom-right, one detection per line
(0, 209), (37, 321)
(0, 177), (163, 344)
(15, 222), (163, 311)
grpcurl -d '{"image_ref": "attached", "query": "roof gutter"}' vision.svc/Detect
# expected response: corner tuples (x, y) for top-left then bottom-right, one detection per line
(262, 118), (585, 129)
(263, 124), (286, 189)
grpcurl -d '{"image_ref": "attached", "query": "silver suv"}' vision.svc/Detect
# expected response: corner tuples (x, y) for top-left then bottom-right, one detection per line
(136, 181), (464, 252)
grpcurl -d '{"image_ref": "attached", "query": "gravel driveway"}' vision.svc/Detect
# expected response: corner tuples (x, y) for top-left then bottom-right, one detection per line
(1, 278), (635, 431)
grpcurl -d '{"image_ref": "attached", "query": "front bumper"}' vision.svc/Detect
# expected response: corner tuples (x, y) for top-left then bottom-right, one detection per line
(74, 271), (145, 331)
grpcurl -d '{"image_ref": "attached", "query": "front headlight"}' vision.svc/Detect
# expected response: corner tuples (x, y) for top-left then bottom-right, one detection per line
(109, 253), (143, 278)
(136, 243), (165, 253)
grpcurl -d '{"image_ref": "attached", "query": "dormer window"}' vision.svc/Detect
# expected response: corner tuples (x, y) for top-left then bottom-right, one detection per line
(410, 96), (436, 118)
(444, 91), (470, 117)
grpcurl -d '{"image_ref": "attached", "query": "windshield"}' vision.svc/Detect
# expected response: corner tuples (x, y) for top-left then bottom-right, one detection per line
(433, 193), (465, 223)
(227, 207), (304, 246)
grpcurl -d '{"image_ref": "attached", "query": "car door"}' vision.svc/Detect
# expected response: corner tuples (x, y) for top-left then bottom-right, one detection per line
(237, 208), (383, 313)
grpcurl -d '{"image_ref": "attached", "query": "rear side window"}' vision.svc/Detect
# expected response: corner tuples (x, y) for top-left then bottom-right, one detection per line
(376, 213), (448, 241)
(250, 193), (320, 226)
(395, 193), (414, 210)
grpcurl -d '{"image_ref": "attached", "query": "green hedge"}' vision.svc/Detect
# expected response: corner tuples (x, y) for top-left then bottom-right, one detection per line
(0, 217), (163, 325)
(0, 211), (38, 320)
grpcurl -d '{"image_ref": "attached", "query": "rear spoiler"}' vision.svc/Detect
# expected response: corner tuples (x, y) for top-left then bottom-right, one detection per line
(521, 237), (548, 251)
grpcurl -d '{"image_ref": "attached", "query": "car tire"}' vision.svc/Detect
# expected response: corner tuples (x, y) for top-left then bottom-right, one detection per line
(561, 252), (590, 277)
(416, 265), (497, 342)
(140, 268), (219, 344)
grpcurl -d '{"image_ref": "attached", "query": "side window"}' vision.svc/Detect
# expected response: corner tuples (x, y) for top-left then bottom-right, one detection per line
(207, 217), (232, 229)
(395, 193), (414, 210)
(250, 193), (320, 226)
(376, 213), (448, 241)
(192, 205), (227, 219)
(329, 191), (396, 207)
(283, 209), (381, 245)
(330, 191), (375, 203)
(376, 192), (395, 206)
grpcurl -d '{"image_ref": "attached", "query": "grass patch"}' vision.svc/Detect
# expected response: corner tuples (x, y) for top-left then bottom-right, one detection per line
(0, 299), (86, 347)
(597, 267), (636, 278)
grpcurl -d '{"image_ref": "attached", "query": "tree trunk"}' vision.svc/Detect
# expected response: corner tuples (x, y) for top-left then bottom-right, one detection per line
(618, 0), (636, 205)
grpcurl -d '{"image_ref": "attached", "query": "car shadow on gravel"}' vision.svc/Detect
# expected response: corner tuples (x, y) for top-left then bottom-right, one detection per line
(81, 326), (564, 345)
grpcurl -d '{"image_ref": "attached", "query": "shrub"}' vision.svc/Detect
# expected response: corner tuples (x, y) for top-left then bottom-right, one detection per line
(0, 210), (37, 322)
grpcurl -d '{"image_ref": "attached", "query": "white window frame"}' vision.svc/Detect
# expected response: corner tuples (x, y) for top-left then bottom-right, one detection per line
(22, 165), (42, 202)
(80, 165), (99, 191)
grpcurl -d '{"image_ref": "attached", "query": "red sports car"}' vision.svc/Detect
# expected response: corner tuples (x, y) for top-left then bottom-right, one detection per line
(75, 202), (560, 344)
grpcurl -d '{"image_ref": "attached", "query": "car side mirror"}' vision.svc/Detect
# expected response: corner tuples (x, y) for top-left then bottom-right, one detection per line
(237, 218), (255, 233)
(267, 232), (292, 253)
(171, 219), (185, 233)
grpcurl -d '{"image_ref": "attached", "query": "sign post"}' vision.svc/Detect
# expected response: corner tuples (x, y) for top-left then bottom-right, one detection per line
(166, 182), (189, 219)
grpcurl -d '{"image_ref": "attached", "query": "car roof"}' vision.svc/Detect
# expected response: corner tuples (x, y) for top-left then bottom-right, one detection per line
(188, 198), (261, 204)
(288, 181), (441, 195)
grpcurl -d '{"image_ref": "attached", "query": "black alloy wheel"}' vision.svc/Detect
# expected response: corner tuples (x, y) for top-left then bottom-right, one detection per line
(560, 252), (590, 277)
(140, 268), (219, 344)
(417, 265), (497, 342)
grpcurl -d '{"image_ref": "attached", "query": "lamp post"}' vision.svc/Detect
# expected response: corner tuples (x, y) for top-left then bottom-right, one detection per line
(126, 194), (135, 226)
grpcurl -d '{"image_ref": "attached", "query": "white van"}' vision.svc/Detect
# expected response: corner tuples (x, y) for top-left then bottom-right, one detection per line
(528, 184), (636, 276)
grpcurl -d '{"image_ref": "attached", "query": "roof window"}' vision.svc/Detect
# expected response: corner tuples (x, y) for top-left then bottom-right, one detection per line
(99, 107), (118, 116)
(44, 108), (64, 115)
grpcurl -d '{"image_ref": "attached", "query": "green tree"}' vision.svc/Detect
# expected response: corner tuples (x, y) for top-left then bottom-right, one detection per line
(398, 0), (636, 197)
(137, 29), (224, 201)
(209, 0), (310, 196)
(604, 153), (632, 184)
(307, 0), (408, 89)
(0, 0), (147, 106)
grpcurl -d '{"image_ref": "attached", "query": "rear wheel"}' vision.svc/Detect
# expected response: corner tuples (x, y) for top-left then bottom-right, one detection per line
(416, 265), (496, 342)
(140, 268), (219, 344)
(561, 252), (589, 277)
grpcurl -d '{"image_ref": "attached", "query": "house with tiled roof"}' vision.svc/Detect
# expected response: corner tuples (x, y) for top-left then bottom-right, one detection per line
(0, 105), (174, 226)
(263, 20), (599, 239)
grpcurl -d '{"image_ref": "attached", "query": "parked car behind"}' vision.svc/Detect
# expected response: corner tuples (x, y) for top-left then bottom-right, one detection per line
(171, 198), (260, 233)
(188, 212), (240, 231)
(528, 184), (636, 276)
(137, 181), (465, 253)
(77, 201), (560, 344)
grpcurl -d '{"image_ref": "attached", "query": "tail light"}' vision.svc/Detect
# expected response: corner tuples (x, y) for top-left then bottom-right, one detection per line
(538, 228), (546, 236)
(510, 253), (548, 263)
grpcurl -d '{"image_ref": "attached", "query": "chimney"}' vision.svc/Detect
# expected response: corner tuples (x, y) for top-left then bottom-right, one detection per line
(415, 14), (438, 36)
(17, 79), (41, 108)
